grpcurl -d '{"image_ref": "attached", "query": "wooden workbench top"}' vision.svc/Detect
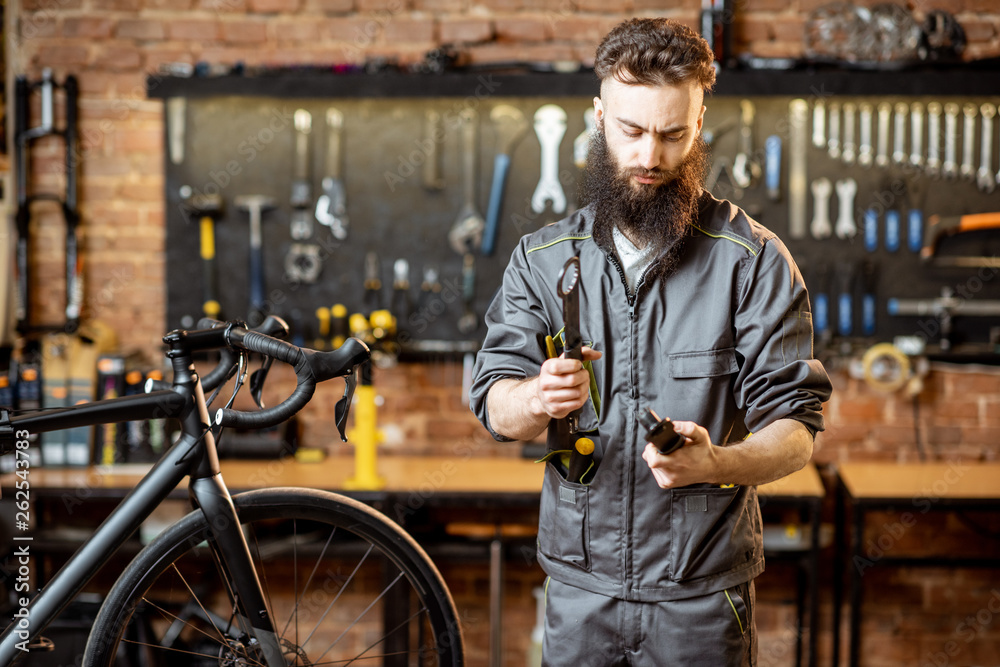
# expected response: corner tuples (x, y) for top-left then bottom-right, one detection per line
(2, 457), (823, 498)
(838, 461), (1000, 500)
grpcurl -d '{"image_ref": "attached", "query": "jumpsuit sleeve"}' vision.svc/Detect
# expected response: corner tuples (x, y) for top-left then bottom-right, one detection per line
(732, 238), (832, 435)
(470, 239), (551, 442)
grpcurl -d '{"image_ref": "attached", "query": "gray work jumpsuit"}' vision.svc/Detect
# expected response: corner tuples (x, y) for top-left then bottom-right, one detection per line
(470, 194), (832, 665)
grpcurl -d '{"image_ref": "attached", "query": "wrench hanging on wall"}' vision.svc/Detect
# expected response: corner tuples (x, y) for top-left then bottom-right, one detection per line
(531, 104), (568, 215)
(286, 109), (323, 284)
(315, 107), (350, 241)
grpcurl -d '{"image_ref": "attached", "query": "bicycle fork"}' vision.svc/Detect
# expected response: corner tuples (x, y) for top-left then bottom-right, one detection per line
(190, 473), (286, 666)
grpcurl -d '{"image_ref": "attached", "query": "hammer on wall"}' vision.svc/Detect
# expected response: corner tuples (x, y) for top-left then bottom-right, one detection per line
(235, 195), (275, 325)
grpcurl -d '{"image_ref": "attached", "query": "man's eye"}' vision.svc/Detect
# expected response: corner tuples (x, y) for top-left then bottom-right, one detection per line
(622, 128), (641, 138)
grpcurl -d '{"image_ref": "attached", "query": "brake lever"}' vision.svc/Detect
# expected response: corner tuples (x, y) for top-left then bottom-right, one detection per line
(249, 355), (275, 408)
(334, 365), (360, 442)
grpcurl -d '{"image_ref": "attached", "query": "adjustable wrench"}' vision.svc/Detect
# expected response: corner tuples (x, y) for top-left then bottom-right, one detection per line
(841, 102), (856, 164)
(876, 102), (891, 168)
(892, 103), (908, 166)
(925, 102), (942, 178)
(943, 103), (959, 180)
(828, 101), (841, 160)
(910, 102), (924, 168)
(978, 103), (995, 193)
(315, 107), (349, 241)
(858, 103), (873, 168)
(422, 109), (445, 191)
(557, 256), (582, 434)
(835, 178), (858, 239)
(732, 99), (760, 189)
(961, 103), (977, 181)
(810, 177), (833, 240)
(531, 104), (567, 215)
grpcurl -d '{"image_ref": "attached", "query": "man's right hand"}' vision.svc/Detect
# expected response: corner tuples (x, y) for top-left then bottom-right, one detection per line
(536, 346), (602, 419)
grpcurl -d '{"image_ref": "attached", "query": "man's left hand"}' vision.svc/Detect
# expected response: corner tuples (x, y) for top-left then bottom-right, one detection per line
(641, 420), (719, 488)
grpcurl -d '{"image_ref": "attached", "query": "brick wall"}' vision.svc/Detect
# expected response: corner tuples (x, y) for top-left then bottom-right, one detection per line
(8, 1), (1000, 666)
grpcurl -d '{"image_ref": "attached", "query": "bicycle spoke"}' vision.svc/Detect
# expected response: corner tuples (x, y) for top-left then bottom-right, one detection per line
(135, 597), (266, 667)
(316, 570), (406, 664)
(120, 638), (254, 663)
(342, 606), (428, 666)
(301, 543), (374, 648)
(166, 561), (228, 643)
(281, 523), (338, 640)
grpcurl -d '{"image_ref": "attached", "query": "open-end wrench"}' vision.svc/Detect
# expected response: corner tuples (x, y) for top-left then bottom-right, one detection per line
(893, 103), (908, 166)
(841, 102), (856, 164)
(858, 103), (873, 168)
(978, 103), (996, 193)
(876, 102), (891, 168)
(828, 101), (841, 160)
(835, 178), (858, 239)
(810, 177), (833, 240)
(925, 102), (942, 178)
(557, 256), (582, 434)
(812, 99), (826, 149)
(732, 99), (760, 189)
(910, 102), (924, 168)
(573, 107), (595, 169)
(943, 103), (959, 180)
(961, 103), (977, 181)
(315, 107), (349, 241)
(531, 104), (568, 215)
(788, 99), (809, 240)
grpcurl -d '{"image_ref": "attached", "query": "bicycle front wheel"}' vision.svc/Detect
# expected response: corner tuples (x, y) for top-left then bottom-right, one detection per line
(84, 487), (464, 667)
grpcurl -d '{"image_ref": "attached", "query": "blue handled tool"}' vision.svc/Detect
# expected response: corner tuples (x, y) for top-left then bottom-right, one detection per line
(482, 105), (528, 256)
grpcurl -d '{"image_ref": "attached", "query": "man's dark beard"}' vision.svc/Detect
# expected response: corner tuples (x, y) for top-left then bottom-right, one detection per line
(582, 124), (709, 271)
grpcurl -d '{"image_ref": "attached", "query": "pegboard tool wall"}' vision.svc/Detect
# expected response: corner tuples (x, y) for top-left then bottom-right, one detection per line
(164, 89), (1000, 353)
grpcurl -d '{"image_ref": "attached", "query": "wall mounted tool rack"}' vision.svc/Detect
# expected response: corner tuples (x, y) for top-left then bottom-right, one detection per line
(150, 65), (1000, 362)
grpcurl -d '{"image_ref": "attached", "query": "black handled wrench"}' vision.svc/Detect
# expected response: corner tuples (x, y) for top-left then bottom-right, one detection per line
(557, 256), (582, 434)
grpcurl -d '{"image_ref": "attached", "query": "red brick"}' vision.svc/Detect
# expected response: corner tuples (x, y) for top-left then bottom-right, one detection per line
(771, 17), (804, 44)
(22, 0), (82, 8)
(221, 20), (269, 43)
(29, 45), (90, 68)
(950, 371), (1000, 395)
(959, 19), (997, 42)
(357, 0), (407, 11)
(321, 17), (370, 42)
(495, 16), (550, 42)
(198, 0), (248, 12)
(930, 398), (980, 421)
(383, 17), (434, 44)
(145, 0), (195, 7)
(93, 44), (144, 71)
(412, 0), (463, 9)
(167, 19), (221, 41)
(117, 19), (166, 41)
(438, 19), (493, 44)
(18, 14), (59, 39)
(118, 182), (163, 202)
(249, 0), (302, 11)
(63, 17), (116, 39)
(549, 16), (612, 43)
(303, 0), (354, 12)
(274, 19), (320, 42)
(92, 0), (140, 8)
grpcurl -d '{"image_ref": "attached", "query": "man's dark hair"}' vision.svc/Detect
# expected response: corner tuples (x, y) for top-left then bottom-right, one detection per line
(594, 18), (716, 93)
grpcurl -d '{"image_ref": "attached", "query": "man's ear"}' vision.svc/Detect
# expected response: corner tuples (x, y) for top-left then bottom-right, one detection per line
(697, 105), (706, 132)
(594, 96), (604, 123)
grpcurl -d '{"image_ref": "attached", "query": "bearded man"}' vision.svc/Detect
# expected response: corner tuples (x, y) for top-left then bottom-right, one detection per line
(470, 18), (832, 666)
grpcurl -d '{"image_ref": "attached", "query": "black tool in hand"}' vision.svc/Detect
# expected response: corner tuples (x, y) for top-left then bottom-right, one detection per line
(639, 408), (685, 455)
(557, 256), (582, 433)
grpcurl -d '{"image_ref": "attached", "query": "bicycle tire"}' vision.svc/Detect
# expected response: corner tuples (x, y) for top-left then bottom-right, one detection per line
(84, 487), (464, 667)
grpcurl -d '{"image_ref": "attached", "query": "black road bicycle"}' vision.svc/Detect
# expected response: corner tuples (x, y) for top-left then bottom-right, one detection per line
(0, 317), (464, 666)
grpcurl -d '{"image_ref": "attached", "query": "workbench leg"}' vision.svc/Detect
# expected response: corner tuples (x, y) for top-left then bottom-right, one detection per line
(849, 506), (864, 667)
(808, 497), (821, 667)
(832, 477), (845, 667)
(489, 528), (504, 667)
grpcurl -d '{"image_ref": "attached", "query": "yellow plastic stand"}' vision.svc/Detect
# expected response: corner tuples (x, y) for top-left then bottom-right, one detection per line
(344, 383), (386, 490)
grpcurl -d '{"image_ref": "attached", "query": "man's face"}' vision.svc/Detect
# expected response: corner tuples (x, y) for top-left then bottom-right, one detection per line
(593, 78), (706, 190)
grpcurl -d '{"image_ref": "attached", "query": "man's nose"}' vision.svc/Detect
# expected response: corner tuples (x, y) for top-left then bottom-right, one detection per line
(636, 137), (662, 170)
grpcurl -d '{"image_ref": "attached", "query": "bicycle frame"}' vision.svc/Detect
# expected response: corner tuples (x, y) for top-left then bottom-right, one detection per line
(0, 331), (288, 666)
